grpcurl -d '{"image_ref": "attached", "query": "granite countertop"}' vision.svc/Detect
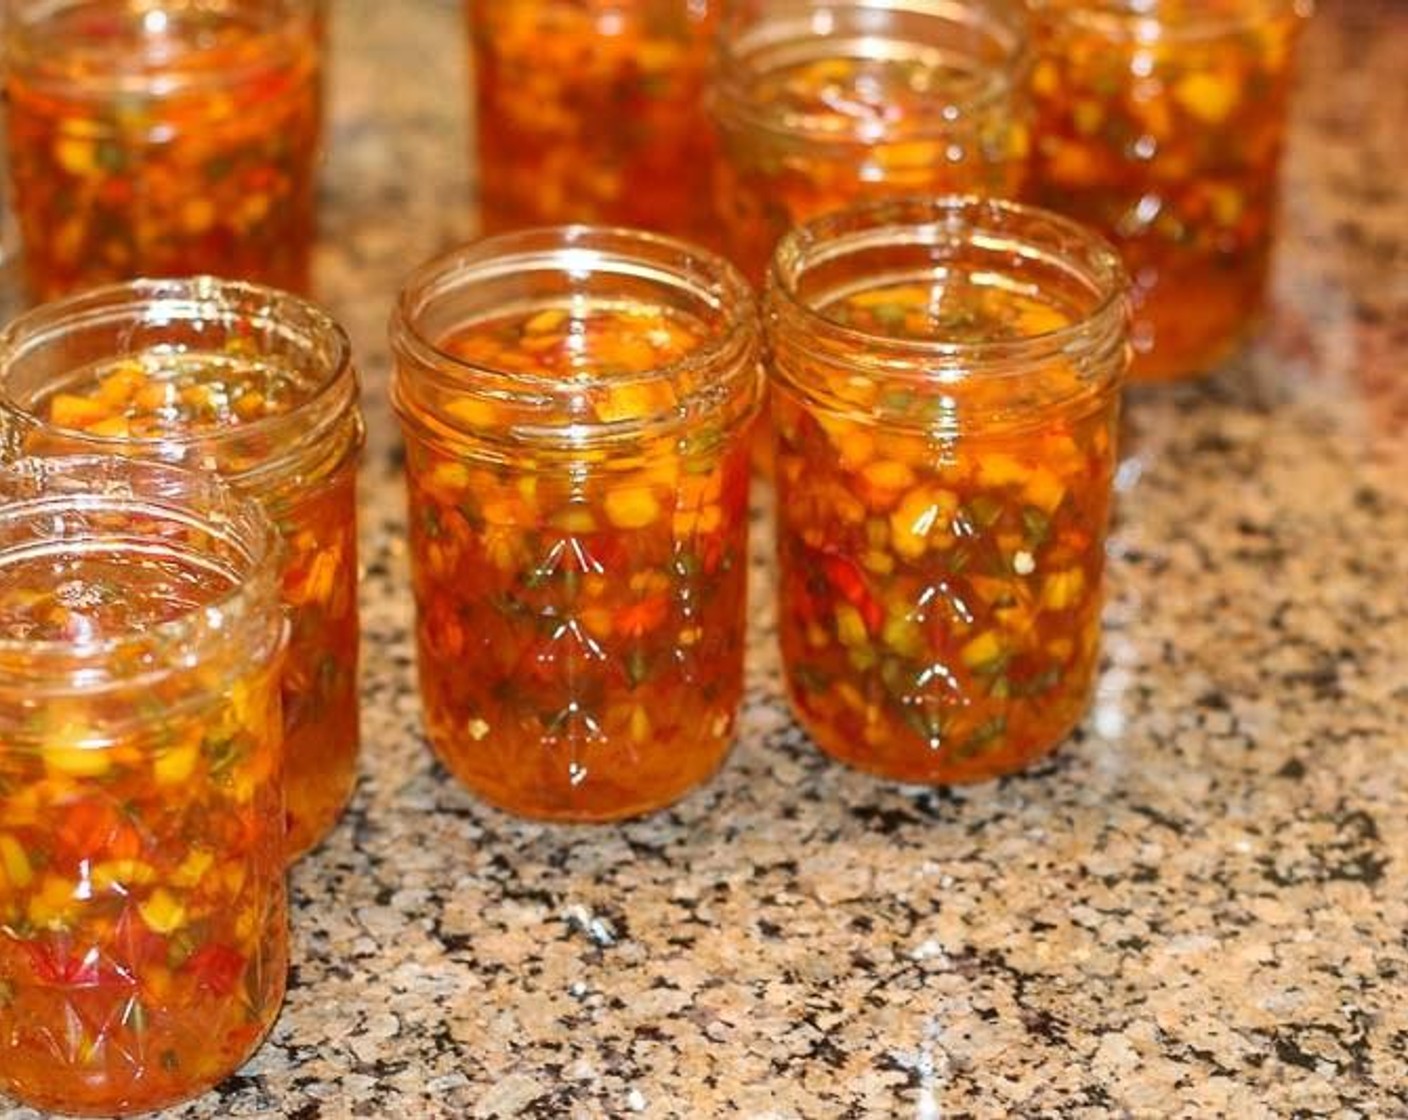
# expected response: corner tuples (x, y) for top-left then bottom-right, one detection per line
(7, 1), (1408, 1116)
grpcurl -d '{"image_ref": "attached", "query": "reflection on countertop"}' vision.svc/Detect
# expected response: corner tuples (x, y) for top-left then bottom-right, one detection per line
(4, 0), (1407, 1116)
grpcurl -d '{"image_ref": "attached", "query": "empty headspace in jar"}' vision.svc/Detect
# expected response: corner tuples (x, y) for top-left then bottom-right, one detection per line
(0, 278), (355, 479)
(715, 0), (1029, 141)
(0, 456), (281, 696)
(4, 0), (316, 99)
(23, 350), (323, 438)
(766, 198), (1128, 428)
(0, 533), (240, 642)
(392, 231), (759, 451)
(1028, 0), (1308, 42)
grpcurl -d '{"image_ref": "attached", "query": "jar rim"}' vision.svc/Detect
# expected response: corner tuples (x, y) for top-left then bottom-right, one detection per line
(765, 195), (1130, 430)
(712, 0), (1032, 146)
(1027, 0), (1313, 39)
(0, 276), (359, 487)
(0, 455), (284, 687)
(2, 0), (319, 101)
(770, 194), (1129, 368)
(390, 224), (760, 449)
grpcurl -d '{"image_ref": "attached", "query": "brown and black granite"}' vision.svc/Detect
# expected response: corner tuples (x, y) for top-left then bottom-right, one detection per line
(4, 0), (1408, 1116)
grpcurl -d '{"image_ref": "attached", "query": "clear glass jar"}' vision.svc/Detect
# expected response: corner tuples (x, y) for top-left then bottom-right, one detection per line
(2, 0), (322, 301)
(391, 226), (760, 821)
(766, 196), (1129, 784)
(467, 0), (721, 247)
(1027, 0), (1312, 381)
(0, 455), (287, 1117)
(0, 278), (363, 860)
(711, 0), (1033, 286)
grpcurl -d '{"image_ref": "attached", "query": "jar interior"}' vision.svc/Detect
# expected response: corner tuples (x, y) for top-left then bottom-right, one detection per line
(405, 247), (734, 361)
(718, 0), (1029, 140)
(1029, 0), (1310, 39)
(0, 534), (240, 642)
(0, 279), (352, 471)
(782, 206), (1122, 344)
(5, 0), (314, 96)
(767, 199), (1128, 428)
(0, 456), (280, 689)
(394, 230), (758, 447)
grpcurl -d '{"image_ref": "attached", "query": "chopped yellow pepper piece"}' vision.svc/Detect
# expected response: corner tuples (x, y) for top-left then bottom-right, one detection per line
(1174, 71), (1240, 124)
(604, 487), (661, 529)
(961, 630), (1004, 670)
(0, 835), (34, 890)
(48, 393), (111, 429)
(835, 603), (870, 649)
(138, 889), (188, 934)
(1041, 569), (1086, 611)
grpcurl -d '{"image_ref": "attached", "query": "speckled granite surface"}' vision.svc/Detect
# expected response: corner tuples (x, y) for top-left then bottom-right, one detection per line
(6, 1), (1408, 1116)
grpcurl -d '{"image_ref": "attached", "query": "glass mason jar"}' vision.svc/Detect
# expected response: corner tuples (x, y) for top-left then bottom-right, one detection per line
(0, 278), (363, 860)
(766, 197), (1129, 784)
(1027, 0), (1312, 381)
(2, 0), (323, 301)
(467, 0), (721, 247)
(0, 455), (287, 1117)
(391, 227), (761, 821)
(711, 0), (1033, 287)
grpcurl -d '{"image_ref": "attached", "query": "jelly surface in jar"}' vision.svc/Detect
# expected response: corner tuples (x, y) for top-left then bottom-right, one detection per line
(713, 4), (1031, 285)
(30, 350), (359, 859)
(773, 279), (1119, 783)
(1028, 0), (1306, 379)
(404, 303), (751, 820)
(0, 546), (286, 1116)
(3, 0), (321, 299)
(468, 0), (719, 245)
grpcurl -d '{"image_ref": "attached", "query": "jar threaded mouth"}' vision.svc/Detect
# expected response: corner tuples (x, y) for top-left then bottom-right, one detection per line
(1028, 0), (1313, 41)
(712, 0), (1033, 145)
(0, 276), (360, 490)
(765, 195), (1131, 431)
(0, 455), (284, 700)
(3, 0), (319, 101)
(390, 225), (761, 452)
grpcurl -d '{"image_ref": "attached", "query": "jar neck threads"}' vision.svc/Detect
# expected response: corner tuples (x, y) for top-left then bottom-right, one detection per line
(390, 226), (761, 459)
(0, 455), (284, 707)
(766, 196), (1130, 432)
(2, 0), (320, 101)
(713, 0), (1032, 148)
(0, 276), (362, 493)
(1028, 0), (1313, 40)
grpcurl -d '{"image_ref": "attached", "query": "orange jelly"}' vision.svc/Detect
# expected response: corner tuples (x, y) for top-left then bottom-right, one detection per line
(1027, 0), (1310, 380)
(712, 0), (1032, 286)
(0, 281), (363, 860)
(0, 457), (287, 1116)
(3, 0), (322, 300)
(393, 230), (760, 820)
(766, 198), (1129, 783)
(468, 0), (719, 246)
